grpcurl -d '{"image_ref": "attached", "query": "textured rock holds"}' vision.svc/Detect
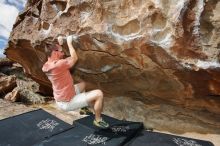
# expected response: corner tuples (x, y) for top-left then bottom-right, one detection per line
(5, 0), (220, 133)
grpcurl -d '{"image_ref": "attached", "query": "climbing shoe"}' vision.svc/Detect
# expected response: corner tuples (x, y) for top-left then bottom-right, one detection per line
(80, 107), (93, 115)
(93, 119), (109, 129)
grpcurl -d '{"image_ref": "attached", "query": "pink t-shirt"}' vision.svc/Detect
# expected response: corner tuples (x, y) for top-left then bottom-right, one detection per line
(42, 57), (76, 102)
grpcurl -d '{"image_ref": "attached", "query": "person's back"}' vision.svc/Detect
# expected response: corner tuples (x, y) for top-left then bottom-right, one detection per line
(42, 57), (75, 102)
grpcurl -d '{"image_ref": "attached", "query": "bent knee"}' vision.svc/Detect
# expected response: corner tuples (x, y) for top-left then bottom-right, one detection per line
(86, 89), (104, 103)
(95, 89), (103, 98)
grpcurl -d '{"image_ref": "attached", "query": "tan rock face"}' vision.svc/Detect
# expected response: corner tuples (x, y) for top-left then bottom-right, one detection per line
(0, 74), (16, 96)
(5, 0), (220, 132)
(4, 87), (20, 102)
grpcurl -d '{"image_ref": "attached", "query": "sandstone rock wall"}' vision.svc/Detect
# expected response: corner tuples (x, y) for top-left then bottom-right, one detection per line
(5, 0), (220, 133)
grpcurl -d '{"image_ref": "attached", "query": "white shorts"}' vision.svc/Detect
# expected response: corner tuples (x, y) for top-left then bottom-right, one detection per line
(56, 85), (89, 111)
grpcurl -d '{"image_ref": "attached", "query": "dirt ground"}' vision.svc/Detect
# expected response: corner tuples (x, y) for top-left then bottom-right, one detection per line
(0, 99), (219, 146)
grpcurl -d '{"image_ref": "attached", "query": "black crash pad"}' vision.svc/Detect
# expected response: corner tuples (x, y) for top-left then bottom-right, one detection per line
(2, 109), (212, 146)
(33, 114), (144, 146)
(0, 109), (73, 146)
(127, 131), (214, 146)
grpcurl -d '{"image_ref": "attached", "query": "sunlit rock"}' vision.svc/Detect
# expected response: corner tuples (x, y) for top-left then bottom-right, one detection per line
(5, 0), (220, 133)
